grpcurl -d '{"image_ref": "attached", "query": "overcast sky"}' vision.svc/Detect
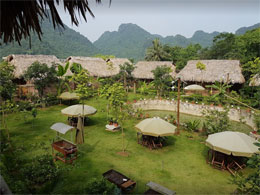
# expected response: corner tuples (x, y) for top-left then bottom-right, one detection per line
(58, 0), (260, 42)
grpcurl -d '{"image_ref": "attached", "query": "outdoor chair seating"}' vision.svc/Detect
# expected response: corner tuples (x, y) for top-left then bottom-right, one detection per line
(226, 156), (246, 175)
(211, 151), (226, 170)
(140, 135), (164, 150)
(103, 169), (136, 191)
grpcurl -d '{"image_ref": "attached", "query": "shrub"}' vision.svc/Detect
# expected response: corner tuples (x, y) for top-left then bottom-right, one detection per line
(22, 154), (60, 193)
(202, 108), (230, 135)
(84, 177), (118, 195)
(253, 113), (260, 133)
(184, 120), (201, 132)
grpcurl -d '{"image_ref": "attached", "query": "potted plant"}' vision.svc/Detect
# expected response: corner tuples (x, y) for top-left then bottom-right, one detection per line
(108, 118), (113, 125)
(112, 118), (118, 127)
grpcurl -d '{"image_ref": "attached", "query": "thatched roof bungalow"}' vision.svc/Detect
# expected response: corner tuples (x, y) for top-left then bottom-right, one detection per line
(249, 74), (260, 86)
(3, 54), (61, 78)
(132, 61), (176, 80)
(65, 56), (131, 77)
(177, 60), (245, 85)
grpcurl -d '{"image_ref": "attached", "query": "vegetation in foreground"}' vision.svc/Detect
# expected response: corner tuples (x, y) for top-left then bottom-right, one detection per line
(1, 94), (255, 194)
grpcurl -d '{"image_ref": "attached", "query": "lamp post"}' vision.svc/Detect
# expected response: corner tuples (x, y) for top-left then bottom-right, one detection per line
(176, 77), (181, 134)
(171, 77), (181, 134)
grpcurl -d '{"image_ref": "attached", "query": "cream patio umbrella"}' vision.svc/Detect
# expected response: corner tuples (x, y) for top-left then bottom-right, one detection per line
(61, 104), (97, 117)
(206, 131), (260, 157)
(135, 117), (176, 137)
(184, 84), (205, 91)
(58, 92), (79, 100)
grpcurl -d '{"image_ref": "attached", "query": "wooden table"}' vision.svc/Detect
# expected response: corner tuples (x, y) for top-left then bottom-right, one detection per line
(103, 169), (136, 191)
(52, 140), (77, 163)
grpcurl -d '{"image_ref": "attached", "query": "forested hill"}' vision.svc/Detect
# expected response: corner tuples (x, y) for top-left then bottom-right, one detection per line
(235, 23), (260, 35)
(94, 23), (260, 60)
(0, 19), (100, 60)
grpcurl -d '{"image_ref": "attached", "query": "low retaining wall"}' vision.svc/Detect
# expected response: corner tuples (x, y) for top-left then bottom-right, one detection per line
(132, 99), (256, 129)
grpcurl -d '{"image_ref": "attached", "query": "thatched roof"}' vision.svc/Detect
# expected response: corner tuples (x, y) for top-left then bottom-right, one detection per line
(3, 54), (61, 78)
(65, 56), (131, 77)
(177, 60), (245, 84)
(132, 61), (176, 79)
(249, 74), (260, 86)
(1, 0), (102, 44)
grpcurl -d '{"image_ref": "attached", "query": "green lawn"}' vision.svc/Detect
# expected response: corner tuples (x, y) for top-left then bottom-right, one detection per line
(5, 97), (254, 194)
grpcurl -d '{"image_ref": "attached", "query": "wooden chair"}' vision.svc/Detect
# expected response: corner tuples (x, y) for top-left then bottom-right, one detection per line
(227, 157), (246, 175)
(211, 151), (226, 170)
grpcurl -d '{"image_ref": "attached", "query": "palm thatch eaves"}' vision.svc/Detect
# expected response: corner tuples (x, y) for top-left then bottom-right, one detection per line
(3, 54), (61, 78)
(132, 61), (176, 79)
(65, 56), (131, 77)
(177, 60), (245, 84)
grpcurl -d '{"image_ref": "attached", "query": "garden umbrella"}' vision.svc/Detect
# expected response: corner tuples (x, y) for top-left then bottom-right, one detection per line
(75, 116), (84, 144)
(135, 117), (176, 137)
(206, 131), (260, 157)
(61, 104), (97, 117)
(50, 122), (74, 134)
(184, 84), (205, 91)
(58, 92), (79, 100)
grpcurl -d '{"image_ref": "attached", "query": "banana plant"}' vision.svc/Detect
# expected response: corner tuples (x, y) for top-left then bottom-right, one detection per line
(206, 81), (231, 99)
(56, 62), (71, 95)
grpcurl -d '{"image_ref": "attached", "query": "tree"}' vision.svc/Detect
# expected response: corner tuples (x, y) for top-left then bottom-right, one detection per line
(202, 108), (230, 135)
(152, 65), (173, 97)
(145, 38), (170, 61)
(118, 62), (135, 90)
(24, 61), (57, 100)
(56, 62), (71, 95)
(242, 57), (260, 81)
(137, 81), (155, 95)
(70, 69), (93, 101)
(232, 143), (260, 194)
(0, 61), (16, 100)
(100, 83), (128, 154)
(100, 83), (127, 119)
(162, 44), (202, 71)
(1, 0), (103, 44)
(209, 33), (238, 59)
(70, 68), (93, 143)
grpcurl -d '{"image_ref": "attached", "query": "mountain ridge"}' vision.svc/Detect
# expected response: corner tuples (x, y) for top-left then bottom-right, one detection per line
(0, 19), (100, 60)
(1, 21), (259, 61)
(93, 22), (259, 60)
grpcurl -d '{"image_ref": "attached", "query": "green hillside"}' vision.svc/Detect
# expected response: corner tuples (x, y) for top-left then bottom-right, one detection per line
(94, 23), (156, 60)
(94, 23), (259, 60)
(0, 19), (99, 60)
(93, 23), (220, 60)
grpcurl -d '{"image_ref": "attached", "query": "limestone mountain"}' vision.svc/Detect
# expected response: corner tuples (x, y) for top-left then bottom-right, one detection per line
(0, 19), (99, 60)
(94, 23), (260, 60)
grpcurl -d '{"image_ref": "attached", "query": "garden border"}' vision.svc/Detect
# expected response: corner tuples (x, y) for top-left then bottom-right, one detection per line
(132, 99), (256, 129)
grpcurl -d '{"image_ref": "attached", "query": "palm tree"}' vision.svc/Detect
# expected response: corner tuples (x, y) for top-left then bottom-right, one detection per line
(145, 39), (169, 61)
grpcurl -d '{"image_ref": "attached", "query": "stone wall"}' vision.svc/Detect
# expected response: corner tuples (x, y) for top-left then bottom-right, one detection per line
(132, 99), (256, 129)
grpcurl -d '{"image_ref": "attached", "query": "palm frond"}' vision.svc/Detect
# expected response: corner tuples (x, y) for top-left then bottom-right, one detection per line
(0, 0), (104, 44)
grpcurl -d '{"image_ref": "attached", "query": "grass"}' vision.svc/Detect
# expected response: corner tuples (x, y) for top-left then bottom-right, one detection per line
(4, 96), (254, 194)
